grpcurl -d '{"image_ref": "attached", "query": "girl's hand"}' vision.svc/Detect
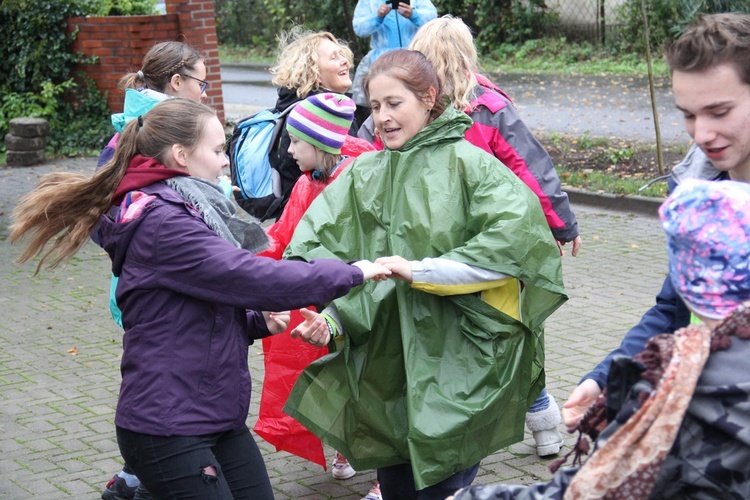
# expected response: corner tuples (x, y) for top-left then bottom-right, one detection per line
(374, 255), (412, 282)
(263, 311), (290, 335)
(290, 307), (330, 347)
(378, 3), (392, 17)
(352, 260), (391, 281)
(562, 379), (602, 432)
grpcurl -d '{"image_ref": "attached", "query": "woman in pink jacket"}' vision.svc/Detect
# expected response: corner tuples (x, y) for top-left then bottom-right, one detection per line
(411, 15), (581, 458)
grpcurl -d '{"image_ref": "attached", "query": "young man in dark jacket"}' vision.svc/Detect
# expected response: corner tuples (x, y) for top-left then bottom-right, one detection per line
(563, 12), (750, 432)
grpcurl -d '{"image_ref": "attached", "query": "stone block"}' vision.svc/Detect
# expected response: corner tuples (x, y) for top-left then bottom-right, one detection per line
(8, 117), (50, 138)
(6, 149), (46, 167)
(5, 133), (46, 151)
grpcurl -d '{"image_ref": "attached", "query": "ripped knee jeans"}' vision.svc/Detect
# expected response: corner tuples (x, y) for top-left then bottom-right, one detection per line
(117, 425), (273, 500)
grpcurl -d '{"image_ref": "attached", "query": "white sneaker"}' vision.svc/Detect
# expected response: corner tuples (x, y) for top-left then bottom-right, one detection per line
(331, 451), (356, 480)
(525, 394), (564, 457)
(361, 481), (382, 500)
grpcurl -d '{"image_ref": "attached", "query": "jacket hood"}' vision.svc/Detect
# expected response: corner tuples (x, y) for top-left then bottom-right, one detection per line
(102, 182), (185, 278)
(275, 87), (304, 113)
(111, 88), (170, 133)
(112, 154), (187, 205)
(671, 143), (725, 184)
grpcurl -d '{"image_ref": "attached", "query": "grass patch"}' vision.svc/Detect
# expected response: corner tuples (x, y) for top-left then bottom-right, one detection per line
(218, 44), (275, 65)
(557, 165), (669, 198)
(482, 38), (669, 77)
(538, 132), (688, 198)
(218, 38), (669, 77)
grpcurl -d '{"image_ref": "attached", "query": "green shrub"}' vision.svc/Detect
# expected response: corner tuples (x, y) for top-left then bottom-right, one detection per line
(215, 0), (367, 60)
(616, 0), (750, 53)
(214, 0), (554, 64)
(86, 0), (157, 16)
(0, 0), (111, 157)
(49, 74), (112, 157)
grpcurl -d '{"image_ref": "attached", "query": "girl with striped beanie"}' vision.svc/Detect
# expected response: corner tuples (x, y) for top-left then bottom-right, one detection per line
(253, 93), (376, 476)
(285, 92), (358, 181)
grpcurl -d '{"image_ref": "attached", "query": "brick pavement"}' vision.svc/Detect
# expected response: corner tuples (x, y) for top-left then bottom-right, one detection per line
(0, 158), (667, 499)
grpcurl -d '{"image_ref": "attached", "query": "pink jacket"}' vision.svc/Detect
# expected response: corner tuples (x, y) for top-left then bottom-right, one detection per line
(464, 74), (578, 242)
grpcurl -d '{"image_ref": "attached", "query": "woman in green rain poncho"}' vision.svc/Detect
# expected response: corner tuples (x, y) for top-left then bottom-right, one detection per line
(283, 49), (568, 499)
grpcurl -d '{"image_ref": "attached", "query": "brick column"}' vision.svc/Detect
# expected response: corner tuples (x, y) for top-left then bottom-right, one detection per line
(166, 0), (224, 123)
(68, 0), (224, 123)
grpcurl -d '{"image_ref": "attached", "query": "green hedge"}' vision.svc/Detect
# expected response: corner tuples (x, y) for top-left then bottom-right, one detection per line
(1, 0), (156, 157)
(214, 0), (556, 62)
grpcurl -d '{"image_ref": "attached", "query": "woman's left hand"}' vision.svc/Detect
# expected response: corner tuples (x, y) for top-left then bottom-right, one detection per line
(263, 311), (290, 334)
(290, 307), (331, 347)
(375, 255), (413, 282)
(558, 235), (582, 257)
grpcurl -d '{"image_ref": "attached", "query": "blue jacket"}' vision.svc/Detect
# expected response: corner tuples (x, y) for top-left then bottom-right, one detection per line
(100, 182), (364, 436)
(352, 0), (437, 60)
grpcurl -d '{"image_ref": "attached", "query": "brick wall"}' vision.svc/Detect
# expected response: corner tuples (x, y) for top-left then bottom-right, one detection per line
(67, 0), (224, 123)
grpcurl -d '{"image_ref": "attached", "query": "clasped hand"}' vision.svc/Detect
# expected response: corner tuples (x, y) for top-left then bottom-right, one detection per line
(290, 256), (413, 347)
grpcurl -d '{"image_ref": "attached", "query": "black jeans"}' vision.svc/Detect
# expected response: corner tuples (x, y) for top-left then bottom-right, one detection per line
(117, 425), (273, 500)
(377, 462), (480, 500)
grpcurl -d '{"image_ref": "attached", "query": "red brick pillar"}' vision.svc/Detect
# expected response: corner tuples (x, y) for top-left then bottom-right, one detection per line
(68, 0), (225, 123)
(166, 0), (224, 123)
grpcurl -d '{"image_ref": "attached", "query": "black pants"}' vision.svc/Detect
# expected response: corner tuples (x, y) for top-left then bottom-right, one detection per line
(117, 425), (273, 500)
(377, 462), (480, 500)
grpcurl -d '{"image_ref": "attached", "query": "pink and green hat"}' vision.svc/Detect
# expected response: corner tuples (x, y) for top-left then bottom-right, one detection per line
(286, 93), (355, 154)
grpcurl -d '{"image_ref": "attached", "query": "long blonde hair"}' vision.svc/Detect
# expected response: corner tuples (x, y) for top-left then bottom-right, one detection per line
(409, 16), (479, 111)
(270, 27), (353, 99)
(10, 99), (216, 273)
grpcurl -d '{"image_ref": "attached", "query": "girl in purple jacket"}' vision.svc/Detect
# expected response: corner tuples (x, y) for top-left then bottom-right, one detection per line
(11, 98), (388, 499)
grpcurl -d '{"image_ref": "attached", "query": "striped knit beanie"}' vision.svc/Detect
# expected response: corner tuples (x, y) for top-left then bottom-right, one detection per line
(286, 93), (355, 154)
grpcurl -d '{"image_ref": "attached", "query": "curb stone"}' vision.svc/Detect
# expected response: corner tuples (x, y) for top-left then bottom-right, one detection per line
(563, 187), (664, 218)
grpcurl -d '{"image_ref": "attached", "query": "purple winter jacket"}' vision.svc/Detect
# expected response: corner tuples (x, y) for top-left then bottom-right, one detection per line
(100, 182), (363, 436)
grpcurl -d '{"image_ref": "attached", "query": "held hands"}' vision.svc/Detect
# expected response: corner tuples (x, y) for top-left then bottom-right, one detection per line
(352, 260), (392, 281)
(290, 307), (330, 347)
(263, 311), (291, 335)
(562, 378), (602, 432)
(374, 255), (412, 282)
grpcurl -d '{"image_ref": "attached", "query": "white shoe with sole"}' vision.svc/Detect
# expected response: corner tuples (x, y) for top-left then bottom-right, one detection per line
(331, 451), (356, 480)
(361, 481), (382, 500)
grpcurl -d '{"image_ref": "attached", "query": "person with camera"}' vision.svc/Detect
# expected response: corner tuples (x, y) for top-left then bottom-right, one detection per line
(350, 0), (437, 123)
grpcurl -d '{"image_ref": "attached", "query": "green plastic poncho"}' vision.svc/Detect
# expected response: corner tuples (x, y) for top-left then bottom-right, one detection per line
(283, 106), (567, 489)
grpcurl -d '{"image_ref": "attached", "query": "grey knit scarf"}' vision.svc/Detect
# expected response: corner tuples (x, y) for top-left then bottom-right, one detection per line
(166, 176), (269, 253)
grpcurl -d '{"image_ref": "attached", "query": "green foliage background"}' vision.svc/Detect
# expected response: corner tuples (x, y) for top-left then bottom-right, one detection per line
(214, 0), (556, 61)
(3, 0), (750, 157)
(617, 0), (750, 52)
(0, 0), (156, 157)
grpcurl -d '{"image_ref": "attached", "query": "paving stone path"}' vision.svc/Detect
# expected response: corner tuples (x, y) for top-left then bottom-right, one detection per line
(0, 158), (666, 499)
